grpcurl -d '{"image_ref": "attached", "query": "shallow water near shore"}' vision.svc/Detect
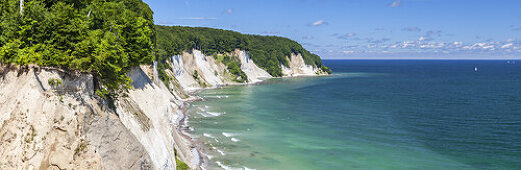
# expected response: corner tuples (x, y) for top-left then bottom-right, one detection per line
(186, 60), (521, 169)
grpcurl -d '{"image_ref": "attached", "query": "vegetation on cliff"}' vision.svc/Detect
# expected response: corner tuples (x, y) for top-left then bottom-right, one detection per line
(155, 26), (330, 77)
(0, 1), (330, 95)
(0, 0), (155, 99)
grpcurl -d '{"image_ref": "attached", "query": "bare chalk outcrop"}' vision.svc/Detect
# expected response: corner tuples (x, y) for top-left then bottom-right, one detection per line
(0, 67), (152, 170)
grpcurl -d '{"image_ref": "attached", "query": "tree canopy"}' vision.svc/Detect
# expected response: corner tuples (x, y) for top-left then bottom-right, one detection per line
(1, 1), (330, 99)
(155, 26), (329, 77)
(0, 0), (155, 97)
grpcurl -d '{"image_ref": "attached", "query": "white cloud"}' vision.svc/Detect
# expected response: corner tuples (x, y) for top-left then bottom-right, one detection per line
(333, 35), (520, 57)
(225, 9), (233, 14)
(337, 33), (357, 40)
(389, 0), (401, 7)
(310, 20), (327, 26)
(501, 43), (513, 49)
(453, 41), (463, 47)
(402, 41), (415, 48)
(462, 43), (495, 50)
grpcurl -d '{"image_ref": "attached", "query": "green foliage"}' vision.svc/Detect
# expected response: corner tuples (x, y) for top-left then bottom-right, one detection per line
(24, 125), (36, 143)
(155, 26), (328, 77)
(173, 147), (189, 170)
(192, 70), (199, 80)
(222, 55), (247, 82)
(48, 78), (62, 88)
(321, 65), (332, 74)
(74, 139), (87, 156)
(0, 0), (155, 99)
(176, 157), (189, 170)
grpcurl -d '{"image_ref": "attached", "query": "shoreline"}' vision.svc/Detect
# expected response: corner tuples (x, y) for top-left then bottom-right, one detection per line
(174, 73), (330, 169)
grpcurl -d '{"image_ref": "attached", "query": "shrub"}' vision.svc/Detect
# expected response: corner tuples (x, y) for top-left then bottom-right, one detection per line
(176, 158), (189, 170)
(48, 78), (62, 89)
(321, 65), (332, 74)
(192, 70), (199, 80)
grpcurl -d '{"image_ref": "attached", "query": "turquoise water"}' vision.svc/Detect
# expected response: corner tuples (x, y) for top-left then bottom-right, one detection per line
(186, 60), (521, 169)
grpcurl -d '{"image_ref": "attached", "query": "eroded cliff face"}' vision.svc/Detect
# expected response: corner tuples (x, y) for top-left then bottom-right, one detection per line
(163, 49), (325, 94)
(0, 49), (326, 170)
(281, 53), (326, 77)
(115, 66), (185, 170)
(0, 67), (153, 170)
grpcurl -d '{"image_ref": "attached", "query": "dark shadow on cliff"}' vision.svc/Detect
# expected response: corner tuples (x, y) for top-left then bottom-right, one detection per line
(129, 67), (153, 90)
(33, 69), (47, 92)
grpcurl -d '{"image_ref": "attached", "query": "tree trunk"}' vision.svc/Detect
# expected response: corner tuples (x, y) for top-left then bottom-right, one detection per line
(19, 0), (23, 16)
(87, 9), (92, 19)
(92, 71), (100, 94)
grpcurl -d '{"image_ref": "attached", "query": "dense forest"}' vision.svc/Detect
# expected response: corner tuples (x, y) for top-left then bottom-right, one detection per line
(0, 1), (330, 97)
(0, 0), (155, 99)
(156, 26), (331, 77)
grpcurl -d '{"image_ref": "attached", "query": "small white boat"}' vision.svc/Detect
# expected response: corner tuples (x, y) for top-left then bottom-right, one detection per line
(474, 67), (478, 72)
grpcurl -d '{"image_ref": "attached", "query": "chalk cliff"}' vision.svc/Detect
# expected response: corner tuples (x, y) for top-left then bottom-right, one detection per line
(0, 48), (326, 169)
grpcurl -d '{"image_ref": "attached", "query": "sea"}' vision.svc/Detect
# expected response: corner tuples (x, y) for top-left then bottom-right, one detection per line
(186, 60), (521, 170)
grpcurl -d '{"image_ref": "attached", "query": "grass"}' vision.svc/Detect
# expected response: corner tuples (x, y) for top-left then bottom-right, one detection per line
(176, 157), (190, 170)
(74, 139), (87, 156)
(24, 125), (36, 143)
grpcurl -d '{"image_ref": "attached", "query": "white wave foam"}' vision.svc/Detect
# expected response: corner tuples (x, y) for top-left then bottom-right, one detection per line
(182, 131), (197, 138)
(217, 149), (226, 156)
(222, 132), (240, 137)
(206, 95), (230, 99)
(207, 111), (223, 117)
(216, 161), (232, 170)
(215, 161), (250, 170)
(207, 154), (214, 160)
(203, 133), (216, 139)
(231, 138), (240, 142)
(197, 111), (224, 117)
(196, 112), (216, 117)
(197, 112), (210, 117)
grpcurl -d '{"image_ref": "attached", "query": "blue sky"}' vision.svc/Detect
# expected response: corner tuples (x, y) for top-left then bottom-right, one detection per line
(143, 0), (521, 59)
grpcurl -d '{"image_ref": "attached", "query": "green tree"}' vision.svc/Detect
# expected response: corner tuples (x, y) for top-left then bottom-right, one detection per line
(155, 26), (329, 77)
(0, 0), (156, 102)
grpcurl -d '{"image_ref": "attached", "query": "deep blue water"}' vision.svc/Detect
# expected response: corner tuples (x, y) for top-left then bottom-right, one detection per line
(189, 60), (521, 169)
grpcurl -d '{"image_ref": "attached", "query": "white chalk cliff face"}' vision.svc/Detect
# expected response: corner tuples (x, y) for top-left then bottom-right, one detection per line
(0, 67), (153, 170)
(165, 49), (324, 93)
(0, 48), (326, 170)
(237, 50), (272, 84)
(281, 53), (324, 77)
